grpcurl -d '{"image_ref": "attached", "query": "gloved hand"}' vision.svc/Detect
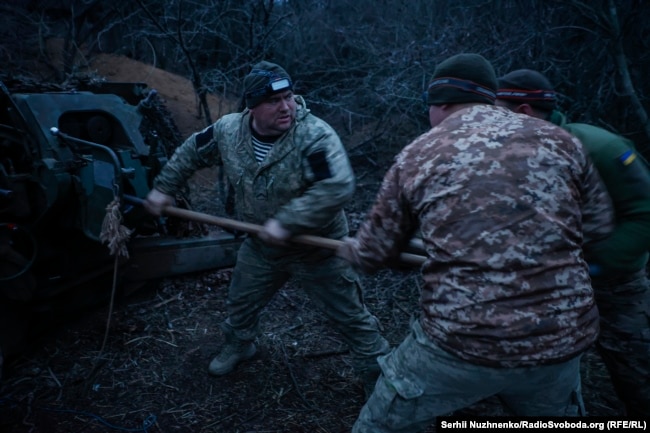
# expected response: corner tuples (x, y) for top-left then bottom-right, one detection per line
(143, 188), (175, 216)
(337, 236), (376, 273)
(258, 218), (291, 246)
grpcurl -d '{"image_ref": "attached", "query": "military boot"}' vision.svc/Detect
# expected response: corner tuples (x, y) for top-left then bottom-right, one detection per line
(359, 368), (381, 401)
(208, 340), (257, 376)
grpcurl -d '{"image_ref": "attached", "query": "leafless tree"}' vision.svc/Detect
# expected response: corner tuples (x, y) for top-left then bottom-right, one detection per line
(3, 0), (649, 153)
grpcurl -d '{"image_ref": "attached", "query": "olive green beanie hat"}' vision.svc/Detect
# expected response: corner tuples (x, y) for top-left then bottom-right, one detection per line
(426, 53), (497, 105)
(497, 69), (556, 111)
(244, 61), (293, 108)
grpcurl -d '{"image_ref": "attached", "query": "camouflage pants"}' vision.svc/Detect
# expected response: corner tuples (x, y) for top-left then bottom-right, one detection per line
(592, 270), (650, 417)
(353, 319), (585, 433)
(222, 237), (390, 373)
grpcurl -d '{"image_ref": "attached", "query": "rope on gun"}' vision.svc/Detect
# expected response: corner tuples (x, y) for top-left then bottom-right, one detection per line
(100, 197), (133, 259)
(95, 196), (134, 368)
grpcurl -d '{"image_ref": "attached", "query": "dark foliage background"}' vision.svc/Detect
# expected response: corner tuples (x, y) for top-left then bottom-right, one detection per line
(2, 0), (649, 155)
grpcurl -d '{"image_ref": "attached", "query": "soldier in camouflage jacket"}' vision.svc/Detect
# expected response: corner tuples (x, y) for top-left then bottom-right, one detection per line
(338, 54), (614, 432)
(145, 61), (389, 386)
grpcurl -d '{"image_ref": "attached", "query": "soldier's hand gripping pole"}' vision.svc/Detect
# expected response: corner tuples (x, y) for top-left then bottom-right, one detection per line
(124, 195), (427, 267)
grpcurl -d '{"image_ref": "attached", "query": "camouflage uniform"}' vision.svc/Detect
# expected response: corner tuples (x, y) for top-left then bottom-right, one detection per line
(549, 110), (650, 417)
(154, 95), (389, 375)
(343, 105), (614, 432)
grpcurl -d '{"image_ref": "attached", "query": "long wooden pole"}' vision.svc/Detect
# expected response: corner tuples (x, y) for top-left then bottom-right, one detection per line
(124, 195), (427, 267)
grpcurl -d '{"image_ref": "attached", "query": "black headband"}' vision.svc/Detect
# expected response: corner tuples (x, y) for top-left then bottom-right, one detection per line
(427, 77), (496, 102)
(245, 68), (292, 97)
(245, 77), (293, 99)
(496, 88), (556, 103)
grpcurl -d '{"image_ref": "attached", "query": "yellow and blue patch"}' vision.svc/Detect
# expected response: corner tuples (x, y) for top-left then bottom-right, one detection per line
(619, 150), (637, 166)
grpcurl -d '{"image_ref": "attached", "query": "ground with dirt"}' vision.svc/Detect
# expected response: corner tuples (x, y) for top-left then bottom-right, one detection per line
(0, 55), (626, 433)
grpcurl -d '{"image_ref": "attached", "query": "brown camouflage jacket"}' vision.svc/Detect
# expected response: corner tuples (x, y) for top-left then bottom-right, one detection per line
(348, 104), (614, 367)
(154, 96), (352, 239)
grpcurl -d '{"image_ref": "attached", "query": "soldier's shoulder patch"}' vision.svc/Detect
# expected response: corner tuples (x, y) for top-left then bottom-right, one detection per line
(615, 148), (650, 198)
(618, 149), (637, 166)
(307, 150), (332, 181)
(195, 127), (214, 149)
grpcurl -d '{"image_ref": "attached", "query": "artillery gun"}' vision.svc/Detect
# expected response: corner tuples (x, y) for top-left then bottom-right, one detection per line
(0, 77), (242, 364)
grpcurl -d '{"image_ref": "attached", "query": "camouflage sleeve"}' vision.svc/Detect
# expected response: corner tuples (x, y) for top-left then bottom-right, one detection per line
(345, 161), (417, 272)
(153, 123), (220, 195)
(580, 151), (615, 248)
(274, 121), (355, 233)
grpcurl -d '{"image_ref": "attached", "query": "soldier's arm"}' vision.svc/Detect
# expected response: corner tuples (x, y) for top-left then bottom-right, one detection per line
(579, 155), (615, 251)
(153, 123), (221, 195)
(585, 139), (650, 271)
(339, 162), (417, 273)
(274, 123), (355, 233)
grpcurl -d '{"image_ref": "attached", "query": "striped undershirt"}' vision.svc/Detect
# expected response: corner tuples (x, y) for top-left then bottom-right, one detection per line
(252, 135), (274, 162)
(251, 121), (281, 163)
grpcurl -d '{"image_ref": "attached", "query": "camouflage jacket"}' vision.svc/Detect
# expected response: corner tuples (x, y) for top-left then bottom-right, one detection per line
(349, 105), (614, 367)
(549, 110), (650, 277)
(154, 96), (353, 239)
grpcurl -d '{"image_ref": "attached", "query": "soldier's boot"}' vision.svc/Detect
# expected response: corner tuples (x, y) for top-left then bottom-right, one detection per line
(352, 333), (390, 400)
(359, 367), (381, 401)
(353, 354), (384, 400)
(208, 339), (257, 376)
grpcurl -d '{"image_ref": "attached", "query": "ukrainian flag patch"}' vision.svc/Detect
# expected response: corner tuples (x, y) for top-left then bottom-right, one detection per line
(619, 150), (637, 166)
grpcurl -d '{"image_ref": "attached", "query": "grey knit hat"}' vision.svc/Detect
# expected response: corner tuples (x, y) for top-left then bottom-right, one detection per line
(497, 69), (556, 111)
(244, 61), (293, 108)
(425, 53), (497, 106)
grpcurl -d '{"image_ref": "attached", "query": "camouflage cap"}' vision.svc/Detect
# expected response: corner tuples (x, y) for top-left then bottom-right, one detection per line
(244, 61), (293, 109)
(497, 69), (556, 111)
(426, 53), (497, 106)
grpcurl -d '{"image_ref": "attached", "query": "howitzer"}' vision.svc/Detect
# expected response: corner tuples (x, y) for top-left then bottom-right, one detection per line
(0, 79), (243, 361)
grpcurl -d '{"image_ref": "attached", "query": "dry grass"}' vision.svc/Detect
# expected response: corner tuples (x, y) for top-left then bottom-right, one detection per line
(0, 264), (624, 433)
